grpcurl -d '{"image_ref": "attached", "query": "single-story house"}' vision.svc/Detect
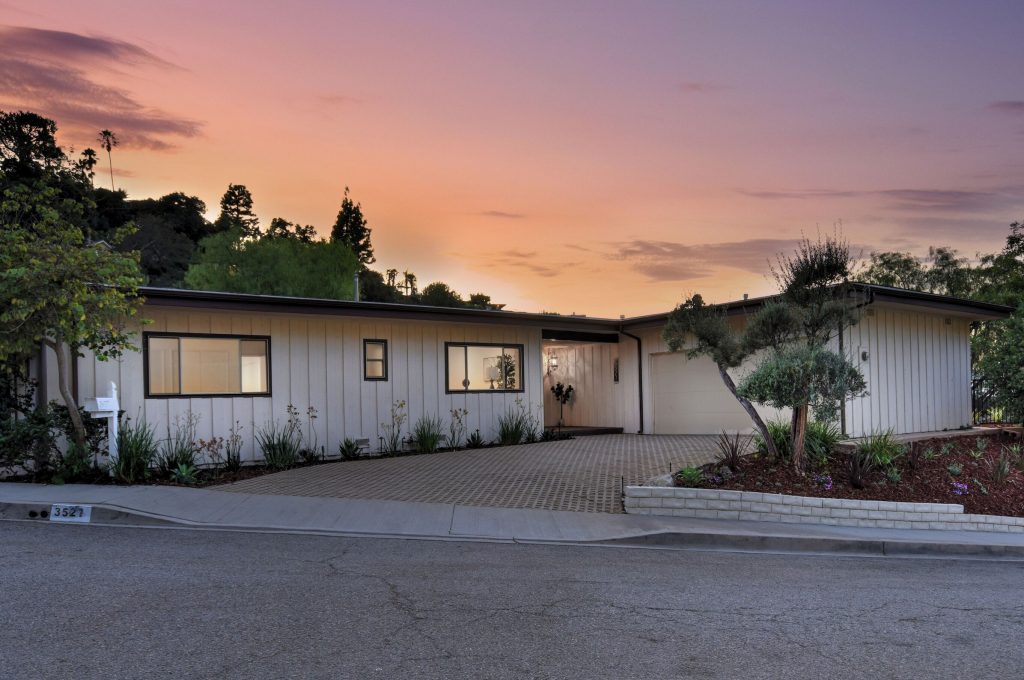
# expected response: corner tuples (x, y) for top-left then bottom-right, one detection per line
(33, 284), (1011, 462)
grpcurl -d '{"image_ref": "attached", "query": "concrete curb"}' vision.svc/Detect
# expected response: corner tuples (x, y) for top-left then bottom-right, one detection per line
(6, 498), (1024, 561)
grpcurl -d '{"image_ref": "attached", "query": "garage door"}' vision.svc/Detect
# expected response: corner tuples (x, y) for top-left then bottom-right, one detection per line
(651, 353), (755, 434)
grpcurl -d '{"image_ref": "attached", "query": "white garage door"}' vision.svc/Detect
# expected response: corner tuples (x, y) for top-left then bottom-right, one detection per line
(651, 353), (756, 434)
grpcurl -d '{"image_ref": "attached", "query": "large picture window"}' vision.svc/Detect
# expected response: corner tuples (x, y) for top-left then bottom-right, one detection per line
(145, 334), (270, 397)
(445, 343), (524, 393)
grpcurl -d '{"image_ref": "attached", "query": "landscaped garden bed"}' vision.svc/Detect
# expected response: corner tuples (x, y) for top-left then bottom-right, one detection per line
(672, 428), (1024, 518)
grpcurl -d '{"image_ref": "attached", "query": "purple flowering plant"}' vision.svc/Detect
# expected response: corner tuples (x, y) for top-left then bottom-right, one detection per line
(951, 481), (969, 496)
(813, 474), (833, 491)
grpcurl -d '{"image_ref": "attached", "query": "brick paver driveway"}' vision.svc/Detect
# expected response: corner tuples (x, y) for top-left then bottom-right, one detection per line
(217, 435), (720, 514)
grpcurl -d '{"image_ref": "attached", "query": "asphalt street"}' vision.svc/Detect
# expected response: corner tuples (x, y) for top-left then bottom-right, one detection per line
(2, 522), (1023, 679)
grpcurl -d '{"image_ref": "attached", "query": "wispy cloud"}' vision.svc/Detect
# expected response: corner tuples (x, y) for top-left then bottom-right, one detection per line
(0, 25), (201, 151)
(479, 210), (526, 219)
(319, 94), (361, 107)
(738, 186), (1017, 213)
(989, 100), (1024, 115)
(474, 249), (568, 278)
(679, 81), (722, 94)
(609, 238), (808, 281)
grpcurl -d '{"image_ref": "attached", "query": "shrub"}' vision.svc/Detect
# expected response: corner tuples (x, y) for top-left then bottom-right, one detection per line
(171, 463), (198, 485)
(339, 438), (362, 460)
(465, 430), (485, 448)
(992, 451), (1012, 485)
(847, 448), (874, 489)
(753, 420), (791, 461)
(158, 413), (199, 475)
(947, 462), (963, 477)
(885, 467), (902, 484)
(412, 414), (444, 453)
(255, 419), (301, 470)
(379, 400), (407, 455)
(293, 405), (321, 462)
(858, 431), (904, 469)
(496, 399), (539, 446)
(939, 441), (955, 457)
(714, 431), (747, 472)
(805, 420), (842, 466)
(673, 467), (703, 487)
(448, 408), (469, 449)
(112, 417), (157, 484)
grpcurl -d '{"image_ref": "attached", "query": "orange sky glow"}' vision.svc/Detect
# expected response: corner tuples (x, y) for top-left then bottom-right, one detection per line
(2, 1), (1023, 315)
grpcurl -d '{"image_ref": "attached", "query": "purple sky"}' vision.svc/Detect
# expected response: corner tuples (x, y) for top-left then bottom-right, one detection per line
(1, 0), (1022, 313)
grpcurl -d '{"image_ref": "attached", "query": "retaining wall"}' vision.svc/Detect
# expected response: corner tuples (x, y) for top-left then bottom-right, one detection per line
(624, 486), (1024, 533)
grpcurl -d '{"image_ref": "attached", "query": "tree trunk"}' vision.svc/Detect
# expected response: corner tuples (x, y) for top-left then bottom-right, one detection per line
(792, 404), (809, 473)
(46, 338), (86, 450)
(716, 364), (779, 460)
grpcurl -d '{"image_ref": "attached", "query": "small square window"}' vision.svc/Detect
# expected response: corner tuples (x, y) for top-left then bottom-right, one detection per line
(364, 339), (388, 381)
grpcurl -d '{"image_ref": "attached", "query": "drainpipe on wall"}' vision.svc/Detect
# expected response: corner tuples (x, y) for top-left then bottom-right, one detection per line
(619, 329), (644, 434)
(353, 271), (361, 302)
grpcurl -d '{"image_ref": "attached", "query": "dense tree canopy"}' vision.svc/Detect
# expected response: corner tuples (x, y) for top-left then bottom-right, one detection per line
(0, 111), (143, 447)
(185, 227), (358, 299)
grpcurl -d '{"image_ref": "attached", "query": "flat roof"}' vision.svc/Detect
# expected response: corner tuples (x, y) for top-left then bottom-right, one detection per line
(139, 282), (1013, 332)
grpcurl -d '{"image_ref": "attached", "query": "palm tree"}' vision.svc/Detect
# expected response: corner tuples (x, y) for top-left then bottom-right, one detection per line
(402, 270), (418, 296)
(97, 129), (119, 191)
(386, 269), (398, 288)
(79, 148), (98, 185)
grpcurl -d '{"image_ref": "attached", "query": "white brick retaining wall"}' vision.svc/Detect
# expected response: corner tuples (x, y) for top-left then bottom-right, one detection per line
(623, 486), (1024, 533)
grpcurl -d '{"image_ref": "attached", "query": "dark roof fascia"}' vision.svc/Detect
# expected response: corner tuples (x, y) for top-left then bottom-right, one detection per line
(618, 283), (1013, 329)
(139, 287), (623, 331)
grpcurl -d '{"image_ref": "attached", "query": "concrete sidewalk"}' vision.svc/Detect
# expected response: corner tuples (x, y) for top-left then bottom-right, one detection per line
(3, 482), (1024, 559)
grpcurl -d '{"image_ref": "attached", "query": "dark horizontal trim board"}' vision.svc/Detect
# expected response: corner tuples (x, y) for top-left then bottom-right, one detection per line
(541, 329), (620, 344)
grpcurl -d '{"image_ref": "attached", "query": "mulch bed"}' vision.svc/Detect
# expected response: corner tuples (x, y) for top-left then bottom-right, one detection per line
(687, 431), (1024, 518)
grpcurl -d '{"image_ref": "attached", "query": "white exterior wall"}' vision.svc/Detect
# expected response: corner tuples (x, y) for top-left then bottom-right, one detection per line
(842, 305), (972, 437)
(61, 305), (544, 462)
(620, 303), (974, 437)
(541, 343), (623, 428)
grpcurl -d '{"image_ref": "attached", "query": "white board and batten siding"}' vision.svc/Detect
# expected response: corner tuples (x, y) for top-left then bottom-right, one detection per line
(67, 306), (543, 462)
(541, 342), (624, 428)
(843, 306), (972, 437)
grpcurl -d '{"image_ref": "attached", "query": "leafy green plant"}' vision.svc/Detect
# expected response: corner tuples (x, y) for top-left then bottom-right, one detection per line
(170, 463), (198, 485)
(753, 419), (792, 461)
(465, 430), (486, 449)
(858, 431), (904, 469)
(921, 446), (936, 461)
(1006, 444), (1024, 471)
(448, 408), (469, 449)
(338, 438), (362, 460)
(379, 400), (407, 455)
(992, 451), (1012, 485)
(255, 419), (300, 470)
(947, 462), (963, 477)
(673, 467), (703, 488)
(496, 399), (540, 446)
(158, 413), (199, 475)
(940, 441), (955, 457)
(412, 414), (444, 453)
(805, 420), (842, 466)
(714, 431), (747, 472)
(973, 478), (989, 496)
(112, 416), (157, 484)
(886, 467), (902, 484)
(292, 404), (321, 462)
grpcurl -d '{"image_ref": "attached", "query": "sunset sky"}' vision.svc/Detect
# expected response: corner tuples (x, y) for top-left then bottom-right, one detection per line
(2, 1), (1022, 316)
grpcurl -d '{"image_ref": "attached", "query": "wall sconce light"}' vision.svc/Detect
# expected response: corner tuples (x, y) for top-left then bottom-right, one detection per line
(547, 353), (559, 373)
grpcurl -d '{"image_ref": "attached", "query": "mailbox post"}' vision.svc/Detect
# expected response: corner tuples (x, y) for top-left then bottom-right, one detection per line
(84, 381), (119, 468)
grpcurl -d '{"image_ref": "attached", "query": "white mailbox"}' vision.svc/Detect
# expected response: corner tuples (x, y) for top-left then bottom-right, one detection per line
(84, 382), (119, 467)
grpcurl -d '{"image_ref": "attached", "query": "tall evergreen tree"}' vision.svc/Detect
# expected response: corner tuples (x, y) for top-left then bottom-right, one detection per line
(330, 187), (375, 266)
(215, 184), (260, 238)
